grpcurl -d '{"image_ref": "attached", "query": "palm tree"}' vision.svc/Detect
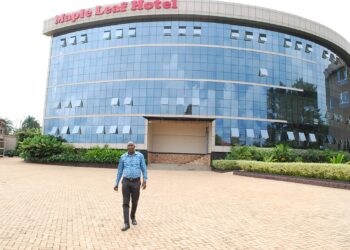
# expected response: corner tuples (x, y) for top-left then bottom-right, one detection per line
(21, 116), (40, 130)
(4, 118), (14, 135)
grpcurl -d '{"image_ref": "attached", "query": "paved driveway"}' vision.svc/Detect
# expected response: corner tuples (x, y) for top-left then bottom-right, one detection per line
(0, 158), (349, 250)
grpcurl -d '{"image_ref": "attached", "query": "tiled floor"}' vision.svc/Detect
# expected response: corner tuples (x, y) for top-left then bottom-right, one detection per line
(0, 157), (349, 250)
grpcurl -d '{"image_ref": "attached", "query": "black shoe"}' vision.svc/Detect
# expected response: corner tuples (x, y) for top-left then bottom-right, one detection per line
(131, 219), (137, 225)
(121, 224), (130, 231)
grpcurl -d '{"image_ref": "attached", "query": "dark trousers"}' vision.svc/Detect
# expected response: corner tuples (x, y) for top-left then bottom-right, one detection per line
(122, 178), (141, 225)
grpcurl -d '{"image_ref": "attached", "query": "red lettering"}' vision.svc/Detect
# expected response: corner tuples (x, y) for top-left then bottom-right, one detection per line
(131, 0), (144, 11)
(120, 2), (128, 12)
(95, 6), (104, 15)
(55, 15), (64, 24)
(112, 5), (120, 13)
(172, 0), (177, 9)
(144, 2), (154, 10)
(105, 6), (112, 14)
(86, 9), (93, 17)
(154, 0), (161, 9)
(72, 12), (80, 22)
(163, 1), (171, 9)
(54, 0), (179, 25)
(64, 15), (72, 22)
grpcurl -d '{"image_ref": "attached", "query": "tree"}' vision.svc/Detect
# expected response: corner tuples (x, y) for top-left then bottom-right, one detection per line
(21, 116), (40, 130)
(3, 118), (14, 135)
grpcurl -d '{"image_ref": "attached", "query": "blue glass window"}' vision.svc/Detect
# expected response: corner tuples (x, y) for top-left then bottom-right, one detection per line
(128, 28), (136, 37)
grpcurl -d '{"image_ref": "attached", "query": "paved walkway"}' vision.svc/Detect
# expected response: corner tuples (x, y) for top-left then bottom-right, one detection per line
(0, 157), (349, 250)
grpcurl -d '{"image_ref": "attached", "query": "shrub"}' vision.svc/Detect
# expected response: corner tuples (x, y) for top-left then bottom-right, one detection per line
(19, 135), (126, 164)
(19, 135), (65, 160)
(226, 146), (264, 161)
(329, 153), (345, 164)
(225, 145), (350, 163)
(273, 144), (292, 162)
(4, 149), (20, 157)
(212, 160), (350, 182)
(81, 145), (125, 164)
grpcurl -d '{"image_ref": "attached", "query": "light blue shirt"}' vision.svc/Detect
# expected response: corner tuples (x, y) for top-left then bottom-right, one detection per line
(115, 151), (148, 186)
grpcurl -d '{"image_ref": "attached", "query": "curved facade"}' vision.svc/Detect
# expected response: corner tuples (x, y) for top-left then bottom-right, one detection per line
(43, 0), (350, 157)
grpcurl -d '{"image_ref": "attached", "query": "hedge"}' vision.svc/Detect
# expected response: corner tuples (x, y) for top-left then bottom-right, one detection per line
(225, 145), (350, 163)
(19, 134), (126, 164)
(212, 160), (350, 182)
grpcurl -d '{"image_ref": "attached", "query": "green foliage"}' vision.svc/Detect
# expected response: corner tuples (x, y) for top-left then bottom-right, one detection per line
(3, 118), (14, 135)
(18, 134), (126, 164)
(226, 146), (265, 161)
(273, 144), (291, 162)
(21, 116), (40, 130)
(81, 145), (125, 164)
(212, 160), (350, 182)
(15, 128), (41, 145)
(19, 135), (65, 159)
(329, 153), (345, 164)
(4, 149), (20, 157)
(226, 145), (350, 163)
(263, 153), (276, 162)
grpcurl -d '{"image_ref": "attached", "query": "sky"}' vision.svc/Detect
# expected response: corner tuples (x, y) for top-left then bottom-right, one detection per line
(0, 0), (349, 128)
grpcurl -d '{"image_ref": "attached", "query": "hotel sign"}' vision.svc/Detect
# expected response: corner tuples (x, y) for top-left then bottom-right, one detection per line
(55, 0), (178, 24)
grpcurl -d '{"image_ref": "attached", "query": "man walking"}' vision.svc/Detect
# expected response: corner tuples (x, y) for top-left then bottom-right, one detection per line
(114, 141), (148, 231)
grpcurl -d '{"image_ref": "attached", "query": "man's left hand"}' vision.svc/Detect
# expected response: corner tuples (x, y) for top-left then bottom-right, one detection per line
(142, 181), (147, 190)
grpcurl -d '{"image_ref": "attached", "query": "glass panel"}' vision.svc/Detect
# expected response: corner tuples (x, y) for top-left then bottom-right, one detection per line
(73, 100), (83, 107)
(245, 31), (253, 41)
(305, 44), (313, 53)
(322, 50), (329, 59)
(61, 126), (70, 135)
(298, 132), (306, 141)
(96, 126), (105, 134)
(295, 41), (303, 50)
(176, 97), (184, 105)
(309, 133), (317, 142)
(178, 26), (186, 36)
(246, 129), (255, 138)
(161, 98), (169, 105)
(103, 31), (111, 40)
(116, 29), (123, 38)
(163, 26), (171, 36)
(259, 68), (268, 77)
(258, 33), (267, 43)
(72, 126), (81, 134)
(69, 36), (76, 45)
(49, 127), (59, 135)
(124, 97), (133, 105)
(231, 128), (239, 138)
(287, 131), (295, 141)
(261, 130), (269, 139)
(284, 38), (292, 48)
(128, 28), (136, 37)
(111, 98), (120, 106)
(64, 101), (72, 108)
(192, 98), (200, 106)
(80, 34), (88, 43)
(109, 126), (118, 134)
(60, 38), (66, 47)
(340, 91), (349, 104)
(122, 126), (131, 134)
(231, 30), (239, 39)
(54, 102), (61, 109)
(193, 27), (201, 36)
(327, 135), (334, 144)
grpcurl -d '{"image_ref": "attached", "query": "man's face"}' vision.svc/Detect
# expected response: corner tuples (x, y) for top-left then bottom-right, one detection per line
(127, 144), (135, 153)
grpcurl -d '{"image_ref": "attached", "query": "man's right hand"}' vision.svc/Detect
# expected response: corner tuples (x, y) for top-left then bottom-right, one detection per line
(114, 185), (118, 192)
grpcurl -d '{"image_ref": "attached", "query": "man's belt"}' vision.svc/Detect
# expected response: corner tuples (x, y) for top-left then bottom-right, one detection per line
(124, 177), (140, 182)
